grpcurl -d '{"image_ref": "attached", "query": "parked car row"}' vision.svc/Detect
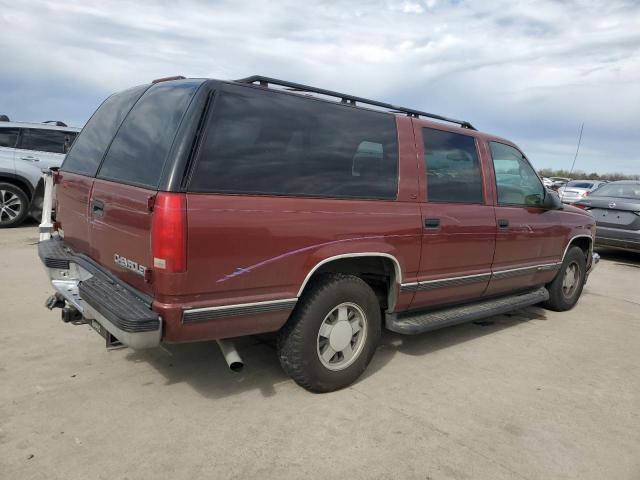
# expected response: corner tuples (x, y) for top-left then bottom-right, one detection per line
(0, 117), (80, 227)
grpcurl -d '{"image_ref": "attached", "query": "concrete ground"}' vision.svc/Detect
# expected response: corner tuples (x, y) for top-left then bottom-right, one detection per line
(1, 221), (639, 480)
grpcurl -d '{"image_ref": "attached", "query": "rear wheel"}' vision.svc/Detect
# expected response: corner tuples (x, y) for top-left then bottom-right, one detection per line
(542, 246), (587, 311)
(0, 183), (29, 228)
(277, 274), (381, 393)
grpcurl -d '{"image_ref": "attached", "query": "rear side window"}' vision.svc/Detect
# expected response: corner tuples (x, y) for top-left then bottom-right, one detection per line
(19, 129), (74, 154)
(98, 80), (201, 188)
(63, 85), (147, 176)
(422, 128), (483, 203)
(0, 128), (19, 148)
(189, 86), (398, 199)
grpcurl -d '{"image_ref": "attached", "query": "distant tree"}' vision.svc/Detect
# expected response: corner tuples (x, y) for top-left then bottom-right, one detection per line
(537, 169), (637, 181)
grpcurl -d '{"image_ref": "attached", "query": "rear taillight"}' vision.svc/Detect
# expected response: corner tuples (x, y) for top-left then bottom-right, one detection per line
(152, 193), (187, 273)
(574, 204), (586, 209)
(584, 191), (590, 196)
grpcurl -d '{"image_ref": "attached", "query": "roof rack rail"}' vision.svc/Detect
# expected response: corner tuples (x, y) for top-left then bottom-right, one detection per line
(236, 75), (476, 130)
(43, 120), (68, 127)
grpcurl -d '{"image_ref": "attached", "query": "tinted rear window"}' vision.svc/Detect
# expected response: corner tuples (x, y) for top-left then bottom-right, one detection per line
(189, 86), (398, 199)
(20, 129), (76, 154)
(62, 86), (147, 176)
(97, 80), (201, 188)
(591, 183), (640, 199)
(422, 128), (483, 203)
(566, 181), (593, 188)
(0, 128), (18, 148)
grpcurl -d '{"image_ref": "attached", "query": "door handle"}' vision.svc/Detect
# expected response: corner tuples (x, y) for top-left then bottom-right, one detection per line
(424, 218), (440, 229)
(20, 156), (39, 162)
(498, 219), (509, 229)
(92, 199), (105, 217)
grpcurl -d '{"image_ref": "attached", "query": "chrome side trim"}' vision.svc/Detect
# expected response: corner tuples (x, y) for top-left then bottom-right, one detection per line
(297, 252), (403, 298)
(183, 297), (298, 324)
(400, 262), (562, 291)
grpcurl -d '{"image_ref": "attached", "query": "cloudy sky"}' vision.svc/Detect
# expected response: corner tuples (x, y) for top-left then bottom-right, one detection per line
(1, 0), (639, 173)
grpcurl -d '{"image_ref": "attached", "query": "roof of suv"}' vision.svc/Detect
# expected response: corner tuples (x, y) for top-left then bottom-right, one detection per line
(0, 121), (80, 132)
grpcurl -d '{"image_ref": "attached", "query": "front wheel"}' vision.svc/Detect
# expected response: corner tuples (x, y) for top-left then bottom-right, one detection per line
(277, 274), (381, 393)
(542, 246), (587, 311)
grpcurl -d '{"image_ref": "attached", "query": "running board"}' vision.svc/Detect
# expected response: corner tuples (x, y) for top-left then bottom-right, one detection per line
(386, 287), (549, 335)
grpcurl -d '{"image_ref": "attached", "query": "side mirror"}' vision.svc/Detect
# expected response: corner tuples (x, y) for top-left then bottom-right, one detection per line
(542, 189), (563, 210)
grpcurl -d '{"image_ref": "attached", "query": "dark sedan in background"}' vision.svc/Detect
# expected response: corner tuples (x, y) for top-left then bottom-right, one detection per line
(576, 181), (640, 253)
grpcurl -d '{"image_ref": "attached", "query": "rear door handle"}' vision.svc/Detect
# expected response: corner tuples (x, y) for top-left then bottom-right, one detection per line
(498, 219), (509, 229)
(92, 199), (105, 217)
(424, 218), (440, 229)
(20, 156), (39, 162)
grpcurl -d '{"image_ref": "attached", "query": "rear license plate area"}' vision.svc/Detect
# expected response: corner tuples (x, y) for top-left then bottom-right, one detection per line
(89, 319), (124, 349)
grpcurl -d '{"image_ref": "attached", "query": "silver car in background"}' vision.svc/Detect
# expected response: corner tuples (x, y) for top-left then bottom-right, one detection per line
(558, 180), (606, 204)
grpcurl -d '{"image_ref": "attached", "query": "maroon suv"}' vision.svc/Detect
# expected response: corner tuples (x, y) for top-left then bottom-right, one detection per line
(39, 75), (598, 392)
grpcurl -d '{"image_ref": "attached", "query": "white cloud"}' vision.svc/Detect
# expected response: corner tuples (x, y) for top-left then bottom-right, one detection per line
(1, 0), (639, 173)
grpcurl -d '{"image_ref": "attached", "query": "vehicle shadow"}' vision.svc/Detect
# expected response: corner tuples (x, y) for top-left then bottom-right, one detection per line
(595, 247), (640, 268)
(363, 306), (547, 380)
(125, 306), (548, 399)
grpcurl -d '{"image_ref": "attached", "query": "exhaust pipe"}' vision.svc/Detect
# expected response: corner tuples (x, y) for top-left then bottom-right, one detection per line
(217, 339), (244, 372)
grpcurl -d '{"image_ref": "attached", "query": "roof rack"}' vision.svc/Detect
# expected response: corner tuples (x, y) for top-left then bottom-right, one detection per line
(43, 120), (68, 127)
(236, 75), (476, 130)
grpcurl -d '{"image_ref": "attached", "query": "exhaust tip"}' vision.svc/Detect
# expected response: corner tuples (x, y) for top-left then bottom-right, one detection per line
(229, 361), (244, 373)
(217, 339), (244, 373)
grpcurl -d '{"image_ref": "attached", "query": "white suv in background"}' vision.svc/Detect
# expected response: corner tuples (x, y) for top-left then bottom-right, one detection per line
(0, 118), (80, 227)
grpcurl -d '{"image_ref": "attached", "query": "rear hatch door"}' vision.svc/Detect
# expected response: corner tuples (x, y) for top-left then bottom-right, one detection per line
(87, 79), (203, 295)
(57, 85), (149, 254)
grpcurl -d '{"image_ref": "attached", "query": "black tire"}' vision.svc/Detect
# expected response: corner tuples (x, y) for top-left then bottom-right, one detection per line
(542, 246), (587, 311)
(30, 193), (43, 222)
(277, 274), (381, 393)
(0, 182), (30, 228)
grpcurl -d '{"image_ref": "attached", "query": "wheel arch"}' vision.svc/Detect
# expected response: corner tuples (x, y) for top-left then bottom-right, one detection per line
(563, 234), (593, 263)
(0, 172), (35, 199)
(297, 253), (402, 312)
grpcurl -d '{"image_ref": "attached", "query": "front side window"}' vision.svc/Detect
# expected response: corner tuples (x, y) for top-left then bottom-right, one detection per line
(98, 80), (201, 188)
(490, 142), (544, 206)
(0, 128), (19, 148)
(422, 128), (483, 204)
(189, 86), (398, 199)
(19, 129), (72, 154)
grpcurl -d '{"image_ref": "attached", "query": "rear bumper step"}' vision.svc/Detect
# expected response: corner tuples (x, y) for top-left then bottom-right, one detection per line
(38, 238), (161, 349)
(386, 287), (549, 335)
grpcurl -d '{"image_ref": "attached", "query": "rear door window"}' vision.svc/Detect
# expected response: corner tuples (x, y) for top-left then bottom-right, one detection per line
(422, 128), (483, 204)
(63, 85), (147, 176)
(0, 128), (19, 148)
(189, 86), (398, 199)
(19, 129), (72, 154)
(97, 80), (201, 188)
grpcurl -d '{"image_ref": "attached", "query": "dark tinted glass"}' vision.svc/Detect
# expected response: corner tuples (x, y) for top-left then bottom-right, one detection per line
(20, 129), (73, 154)
(591, 182), (640, 199)
(189, 86), (398, 199)
(422, 128), (483, 203)
(98, 80), (201, 188)
(62, 85), (147, 176)
(565, 181), (593, 188)
(490, 142), (544, 206)
(0, 128), (18, 148)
